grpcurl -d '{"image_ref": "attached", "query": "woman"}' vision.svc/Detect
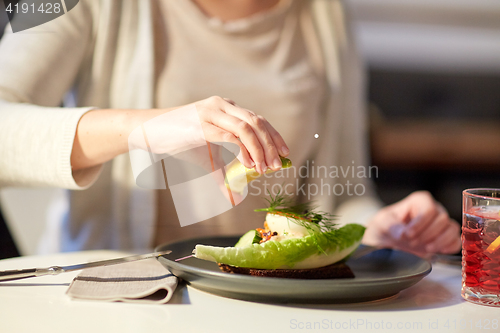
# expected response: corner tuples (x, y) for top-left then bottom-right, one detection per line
(0, 0), (460, 255)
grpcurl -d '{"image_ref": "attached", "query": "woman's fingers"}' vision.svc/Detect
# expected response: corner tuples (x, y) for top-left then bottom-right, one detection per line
(206, 109), (267, 173)
(222, 98), (237, 106)
(364, 190), (463, 258)
(201, 123), (253, 169)
(417, 212), (450, 245)
(404, 213), (437, 239)
(248, 114), (282, 171)
(441, 233), (462, 254)
(264, 121), (289, 157)
(403, 192), (442, 239)
(221, 102), (283, 171)
(428, 221), (461, 254)
(399, 192), (461, 254)
(197, 96), (286, 174)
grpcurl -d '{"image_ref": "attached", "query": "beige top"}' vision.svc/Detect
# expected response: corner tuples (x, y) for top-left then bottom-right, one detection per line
(0, 0), (381, 253)
(154, 0), (326, 245)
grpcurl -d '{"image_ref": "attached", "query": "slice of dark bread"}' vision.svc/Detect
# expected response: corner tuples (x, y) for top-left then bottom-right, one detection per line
(217, 262), (354, 279)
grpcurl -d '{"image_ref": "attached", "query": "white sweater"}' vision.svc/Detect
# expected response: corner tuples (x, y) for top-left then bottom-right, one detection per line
(0, 0), (381, 252)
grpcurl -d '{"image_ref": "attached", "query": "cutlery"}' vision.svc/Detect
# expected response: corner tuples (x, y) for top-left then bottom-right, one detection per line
(0, 250), (171, 282)
(174, 254), (194, 262)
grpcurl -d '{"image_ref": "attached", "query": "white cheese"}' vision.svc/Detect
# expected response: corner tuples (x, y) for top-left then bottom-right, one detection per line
(265, 213), (310, 238)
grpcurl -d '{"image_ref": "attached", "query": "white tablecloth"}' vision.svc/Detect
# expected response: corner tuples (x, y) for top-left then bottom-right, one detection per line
(0, 251), (497, 333)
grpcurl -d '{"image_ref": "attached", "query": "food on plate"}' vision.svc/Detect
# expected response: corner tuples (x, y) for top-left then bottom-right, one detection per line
(194, 192), (365, 278)
(217, 261), (355, 279)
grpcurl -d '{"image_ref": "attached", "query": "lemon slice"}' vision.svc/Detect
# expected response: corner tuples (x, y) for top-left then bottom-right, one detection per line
(486, 234), (500, 254)
(225, 156), (292, 194)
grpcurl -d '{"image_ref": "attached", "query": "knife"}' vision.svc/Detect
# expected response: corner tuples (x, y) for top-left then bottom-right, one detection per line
(0, 250), (171, 282)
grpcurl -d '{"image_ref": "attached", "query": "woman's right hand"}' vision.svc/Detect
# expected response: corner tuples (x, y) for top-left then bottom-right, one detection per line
(72, 96), (289, 174)
(194, 96), (289, 174)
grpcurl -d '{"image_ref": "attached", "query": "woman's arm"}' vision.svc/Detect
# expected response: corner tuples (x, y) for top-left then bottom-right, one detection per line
(71, 97), (290, 174)
(71, 108), (160, 172)
(0, 1), (96, 189)
(0, 1), (289, 188)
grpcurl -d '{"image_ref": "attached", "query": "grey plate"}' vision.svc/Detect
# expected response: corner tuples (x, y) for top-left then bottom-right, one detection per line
(156, 236), (432, 304)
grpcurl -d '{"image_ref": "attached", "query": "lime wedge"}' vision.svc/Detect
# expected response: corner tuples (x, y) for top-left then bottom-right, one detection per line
(225, 156), (292, 194)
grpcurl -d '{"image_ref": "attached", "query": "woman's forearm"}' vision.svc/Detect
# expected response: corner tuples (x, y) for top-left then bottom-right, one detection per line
(70, 96), (289, 173)
(71, 108), (168, 171)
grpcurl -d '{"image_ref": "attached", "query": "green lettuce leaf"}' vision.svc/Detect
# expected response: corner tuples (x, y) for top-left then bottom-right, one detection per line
(194, 224), (365, 269)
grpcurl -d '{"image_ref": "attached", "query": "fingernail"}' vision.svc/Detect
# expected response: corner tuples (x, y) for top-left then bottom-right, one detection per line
(405, 228), (415, 238)
(281, 146), (289, 156)
(250, 160), (255, 167)
(262, 165), (268, 174)
(389, 225), (404, 239)
(426, 244), (435, 253)
(273, 158), (281, 170)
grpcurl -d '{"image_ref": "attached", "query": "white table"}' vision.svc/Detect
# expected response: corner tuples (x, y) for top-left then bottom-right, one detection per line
(0, 251), (498, 333)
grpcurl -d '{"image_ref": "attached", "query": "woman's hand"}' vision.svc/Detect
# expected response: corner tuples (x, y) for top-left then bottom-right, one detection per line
(362, 191), (461, 257)
(72, 96), (289, 173)
(195, 96), (289, 174)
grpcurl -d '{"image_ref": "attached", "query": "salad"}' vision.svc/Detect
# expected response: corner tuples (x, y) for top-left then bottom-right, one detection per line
(194, 192), (365, 271)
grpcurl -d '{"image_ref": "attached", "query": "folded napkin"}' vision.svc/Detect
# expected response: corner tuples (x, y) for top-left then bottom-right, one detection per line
(66, 258), (178, 304)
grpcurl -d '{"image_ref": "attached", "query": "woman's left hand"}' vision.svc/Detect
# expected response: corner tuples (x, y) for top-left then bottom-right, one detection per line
(362, 191), (462, 257)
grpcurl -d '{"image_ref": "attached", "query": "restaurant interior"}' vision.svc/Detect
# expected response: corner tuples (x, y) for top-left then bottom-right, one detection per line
(2, 0), (499, 259)
(1, 2), (500, 330)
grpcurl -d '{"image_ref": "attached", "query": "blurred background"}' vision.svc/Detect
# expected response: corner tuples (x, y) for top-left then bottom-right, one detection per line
(351, 0), (500, 221)
(1, 0), (500, 258)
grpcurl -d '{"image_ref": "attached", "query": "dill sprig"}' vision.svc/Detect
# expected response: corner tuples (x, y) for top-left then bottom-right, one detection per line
(254, 189), (338, 244)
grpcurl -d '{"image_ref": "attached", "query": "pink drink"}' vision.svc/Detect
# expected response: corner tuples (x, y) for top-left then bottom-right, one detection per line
(462, 192), (500, 306)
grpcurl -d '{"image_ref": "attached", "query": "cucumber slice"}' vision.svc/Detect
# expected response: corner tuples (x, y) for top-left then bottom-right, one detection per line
(234, 229), (262, 248)
(195, 224), (365, 269)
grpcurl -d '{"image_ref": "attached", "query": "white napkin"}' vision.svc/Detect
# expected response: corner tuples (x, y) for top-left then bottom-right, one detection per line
(66, 258), (178, 304)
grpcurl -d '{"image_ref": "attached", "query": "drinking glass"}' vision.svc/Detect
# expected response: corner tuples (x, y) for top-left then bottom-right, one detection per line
(462, 188), (500, 306)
